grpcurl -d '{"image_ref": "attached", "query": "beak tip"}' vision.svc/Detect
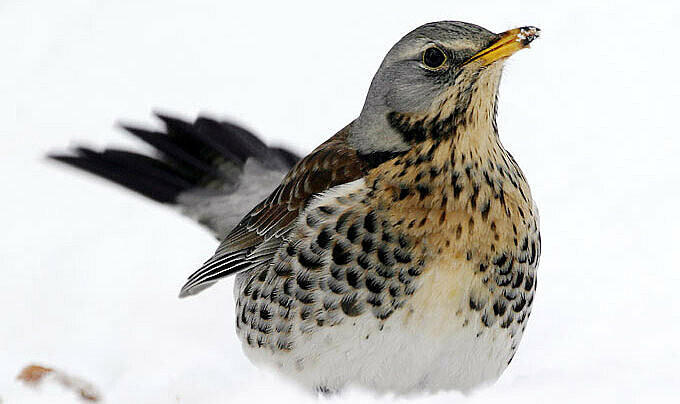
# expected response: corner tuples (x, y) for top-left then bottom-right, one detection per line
(517, 26), (541, 47)
(465, 25), (541, 66)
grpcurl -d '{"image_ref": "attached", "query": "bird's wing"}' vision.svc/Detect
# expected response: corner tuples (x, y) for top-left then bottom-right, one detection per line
(50, 113), (300, 238)
(179, 124), (368, 297)
(233, 177), (423, 350)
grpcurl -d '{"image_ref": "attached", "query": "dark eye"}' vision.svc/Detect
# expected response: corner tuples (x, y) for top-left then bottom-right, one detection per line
(422, 46), (447, 69)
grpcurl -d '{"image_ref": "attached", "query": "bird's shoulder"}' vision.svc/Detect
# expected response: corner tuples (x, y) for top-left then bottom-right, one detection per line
(245, 124), (367, 235)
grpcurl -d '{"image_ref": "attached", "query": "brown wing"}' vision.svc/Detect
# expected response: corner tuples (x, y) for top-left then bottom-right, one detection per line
(179, 123), (367, 297)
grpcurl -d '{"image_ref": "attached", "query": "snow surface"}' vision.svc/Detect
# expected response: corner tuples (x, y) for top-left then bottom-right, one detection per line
(2, 0), (679, 402)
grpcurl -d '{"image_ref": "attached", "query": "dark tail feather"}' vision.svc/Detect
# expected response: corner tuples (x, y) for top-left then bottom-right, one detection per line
(50, 148), (190, 203)
(49, 113), (300, 204)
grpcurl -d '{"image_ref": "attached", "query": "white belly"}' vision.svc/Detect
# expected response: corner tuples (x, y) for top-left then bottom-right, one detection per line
(240, 264), (520, 394)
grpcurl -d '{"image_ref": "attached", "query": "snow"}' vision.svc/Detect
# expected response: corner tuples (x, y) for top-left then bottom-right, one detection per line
(1, 0), (679, 403)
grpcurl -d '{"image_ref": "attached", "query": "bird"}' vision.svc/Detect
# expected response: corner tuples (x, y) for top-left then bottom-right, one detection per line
(51, 21), (541, 394)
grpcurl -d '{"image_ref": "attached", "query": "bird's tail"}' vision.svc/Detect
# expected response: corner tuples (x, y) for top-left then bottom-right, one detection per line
(49, 113), (299, 236)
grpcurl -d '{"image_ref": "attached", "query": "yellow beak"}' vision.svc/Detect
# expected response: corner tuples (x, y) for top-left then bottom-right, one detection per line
(464, 26), (540, 66)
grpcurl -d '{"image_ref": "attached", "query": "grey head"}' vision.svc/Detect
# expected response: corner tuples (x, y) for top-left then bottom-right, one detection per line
(350, 21), (539, 155)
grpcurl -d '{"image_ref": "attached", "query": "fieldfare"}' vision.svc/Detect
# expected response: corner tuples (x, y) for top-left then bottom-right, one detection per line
(52, 21), (541, 394)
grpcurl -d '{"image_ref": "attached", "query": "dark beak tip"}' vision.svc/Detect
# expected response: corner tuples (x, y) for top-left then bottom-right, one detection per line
(518, 26), (541, 46)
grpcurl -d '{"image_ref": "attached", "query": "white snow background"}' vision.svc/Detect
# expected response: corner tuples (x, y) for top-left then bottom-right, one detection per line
(1, 0), (679, 402)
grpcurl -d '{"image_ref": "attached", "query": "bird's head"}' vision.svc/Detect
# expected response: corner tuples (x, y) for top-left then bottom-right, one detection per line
(351, 21), (539, 156)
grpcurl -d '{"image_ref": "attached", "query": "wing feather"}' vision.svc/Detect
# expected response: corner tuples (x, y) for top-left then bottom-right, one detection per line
(179, 123), (368, 297)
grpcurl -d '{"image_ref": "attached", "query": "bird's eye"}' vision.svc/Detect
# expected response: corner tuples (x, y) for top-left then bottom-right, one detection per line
(422, 46), (447, 70)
